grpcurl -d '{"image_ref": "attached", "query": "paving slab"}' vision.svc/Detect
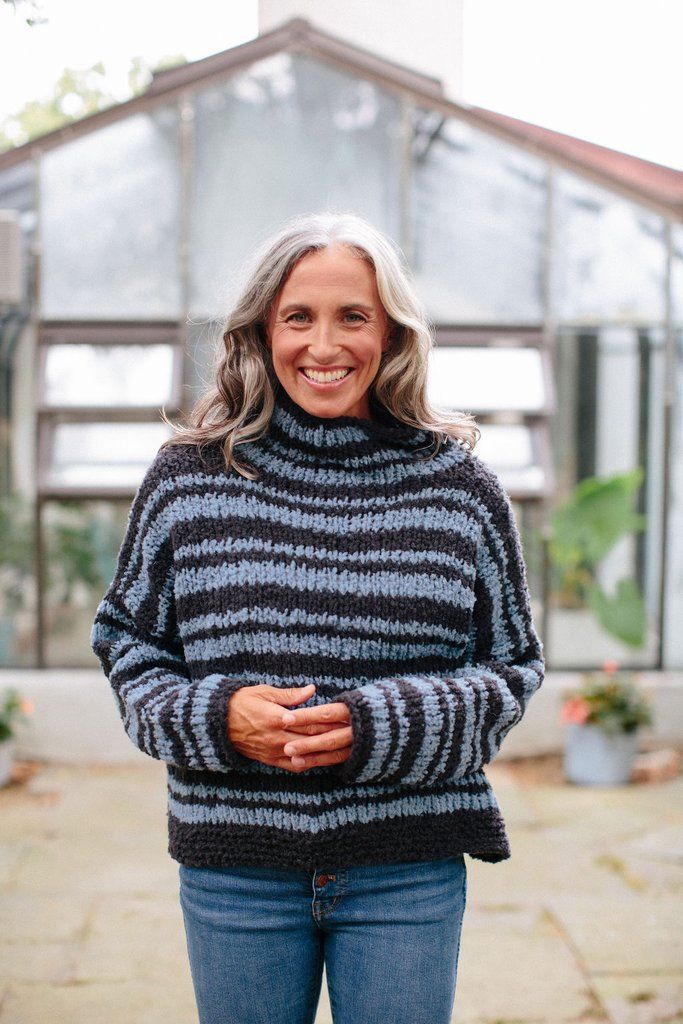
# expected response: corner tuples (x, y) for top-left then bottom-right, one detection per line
(453, 902), (602, 1023)
(71, 894), (190, 983)
(545, 893), (683, 974)
(0, 890), (90, 944)
(589, 973), (683, 1024)
(622, 824), (683, 864)
(0, 943), (76, 985)
(0, 980), (199, 1024)
(9, 832), (178, 898)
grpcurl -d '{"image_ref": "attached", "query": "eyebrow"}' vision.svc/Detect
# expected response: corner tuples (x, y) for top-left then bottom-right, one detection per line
(278, 302), (375, 315)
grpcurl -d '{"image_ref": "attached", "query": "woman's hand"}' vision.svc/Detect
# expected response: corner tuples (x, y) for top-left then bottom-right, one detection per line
(280, 698), (353, 770)
(227, 683), (353, 772)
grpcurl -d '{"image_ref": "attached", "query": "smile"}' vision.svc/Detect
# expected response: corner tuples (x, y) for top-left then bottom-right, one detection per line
(299, 367), (355, 385)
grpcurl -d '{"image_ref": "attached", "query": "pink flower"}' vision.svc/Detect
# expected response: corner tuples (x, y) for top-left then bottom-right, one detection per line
(560, 697), (590, 725)
(602, 659), (619, 675)
(19, 698), (34, 716)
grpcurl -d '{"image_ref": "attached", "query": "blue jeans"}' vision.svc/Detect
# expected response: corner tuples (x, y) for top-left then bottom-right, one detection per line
(178, 854), (467, 1024)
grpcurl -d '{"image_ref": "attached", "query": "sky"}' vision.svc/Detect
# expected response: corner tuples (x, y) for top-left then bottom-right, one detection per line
(0, 0), (680, 171)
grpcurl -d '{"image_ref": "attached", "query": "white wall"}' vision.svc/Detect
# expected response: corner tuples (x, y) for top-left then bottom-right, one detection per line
(258, 0), (465, 101)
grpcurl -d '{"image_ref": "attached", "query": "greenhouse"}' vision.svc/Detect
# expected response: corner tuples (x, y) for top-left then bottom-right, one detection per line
(0, 16), (682, 679)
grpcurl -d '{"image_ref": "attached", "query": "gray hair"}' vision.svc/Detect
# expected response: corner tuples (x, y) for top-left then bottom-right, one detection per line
(160, 211), (480, 479)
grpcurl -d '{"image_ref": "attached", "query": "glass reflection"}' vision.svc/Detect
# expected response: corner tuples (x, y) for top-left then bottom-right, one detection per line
(40, 107), (182, 319)
(411, 109), (546, 323)
(428, 345), (545, 413)
(553, 170), (666, 323)
(43, 344), (175, 407)
(45, 422), (171, 489)
(190, 52), (404, 316)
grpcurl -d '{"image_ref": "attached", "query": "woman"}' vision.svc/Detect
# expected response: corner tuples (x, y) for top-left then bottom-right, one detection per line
(91, 211), (545, 1024)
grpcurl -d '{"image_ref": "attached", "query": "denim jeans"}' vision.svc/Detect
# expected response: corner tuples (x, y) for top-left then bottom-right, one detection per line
(178, 854), (467, 1024)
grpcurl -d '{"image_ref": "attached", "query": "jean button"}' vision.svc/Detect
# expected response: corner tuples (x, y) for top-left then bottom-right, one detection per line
(317, 874), (329, 887)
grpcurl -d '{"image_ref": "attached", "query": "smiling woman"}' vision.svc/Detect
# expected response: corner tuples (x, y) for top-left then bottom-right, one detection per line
(90, 210), (544, 1024)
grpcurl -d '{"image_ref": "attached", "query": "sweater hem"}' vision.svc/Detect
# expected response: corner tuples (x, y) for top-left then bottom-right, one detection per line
(167, 807), (511, 871)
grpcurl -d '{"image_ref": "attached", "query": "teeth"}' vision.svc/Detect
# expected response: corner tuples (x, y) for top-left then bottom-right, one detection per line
(301, 368), (352, 383)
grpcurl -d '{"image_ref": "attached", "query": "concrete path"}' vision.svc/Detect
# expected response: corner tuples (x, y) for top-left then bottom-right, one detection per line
(0, 756), (681, 1023)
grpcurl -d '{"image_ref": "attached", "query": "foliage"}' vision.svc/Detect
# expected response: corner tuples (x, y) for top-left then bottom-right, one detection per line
(0, 685), (33, 742)
(559, 659), (653, 736)
(545, 468), (647, 646)
(1, 0), (48, 28)
(0, 491), (34, 613)
(0, 491), (123, 617)
(0, 52), (188, 152)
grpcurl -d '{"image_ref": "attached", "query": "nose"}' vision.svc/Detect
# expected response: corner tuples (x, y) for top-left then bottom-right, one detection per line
(307, 318), (343, 357)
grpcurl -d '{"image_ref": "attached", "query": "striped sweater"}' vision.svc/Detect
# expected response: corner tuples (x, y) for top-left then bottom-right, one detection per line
(90, 385), (545, 869)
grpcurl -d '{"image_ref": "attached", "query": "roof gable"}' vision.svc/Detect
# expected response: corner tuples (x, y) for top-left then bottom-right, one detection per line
(0, 15), (680, 221)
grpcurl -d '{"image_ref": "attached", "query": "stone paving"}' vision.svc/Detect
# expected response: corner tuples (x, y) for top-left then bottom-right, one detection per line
(0, 754), (681, 1024)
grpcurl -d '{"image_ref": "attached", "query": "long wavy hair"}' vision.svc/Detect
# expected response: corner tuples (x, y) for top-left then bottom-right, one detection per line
(160, 211), (480, 480)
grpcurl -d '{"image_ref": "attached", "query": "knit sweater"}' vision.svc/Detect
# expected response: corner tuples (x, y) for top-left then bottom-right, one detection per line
(91, 385), (545, 870)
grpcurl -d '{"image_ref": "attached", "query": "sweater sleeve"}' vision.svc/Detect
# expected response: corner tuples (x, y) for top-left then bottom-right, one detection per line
(90, 448), (253, 773)
(327, 459), (545, 787)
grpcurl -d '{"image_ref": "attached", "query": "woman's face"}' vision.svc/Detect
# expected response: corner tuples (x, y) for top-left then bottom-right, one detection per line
(265, 244), (390, 420)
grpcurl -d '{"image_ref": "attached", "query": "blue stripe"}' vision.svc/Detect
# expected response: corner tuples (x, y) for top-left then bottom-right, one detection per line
(183, 631), (469, 665)
(167, 782), (500, 831)
(175, 555), (474, 603)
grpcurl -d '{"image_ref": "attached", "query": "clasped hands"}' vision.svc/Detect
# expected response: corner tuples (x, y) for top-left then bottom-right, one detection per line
(227, 682), (353, 772)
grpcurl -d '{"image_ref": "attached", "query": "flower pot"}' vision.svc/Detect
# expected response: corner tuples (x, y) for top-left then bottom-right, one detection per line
(0, 736), (15, 787)
(563, 723), (639, 785)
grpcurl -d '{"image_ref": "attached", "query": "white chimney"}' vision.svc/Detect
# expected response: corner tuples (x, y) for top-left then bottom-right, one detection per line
(258, 0), (465, 100)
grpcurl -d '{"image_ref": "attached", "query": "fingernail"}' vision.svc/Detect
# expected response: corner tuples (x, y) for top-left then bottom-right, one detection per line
(292, 756), (306, 767)
(284, 743), (296, 755)
(282, 713), (295, 725)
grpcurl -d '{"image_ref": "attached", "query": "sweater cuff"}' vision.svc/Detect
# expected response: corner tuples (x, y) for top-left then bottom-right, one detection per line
(327, 687), (378, 784)
(204, 676), (256, 771)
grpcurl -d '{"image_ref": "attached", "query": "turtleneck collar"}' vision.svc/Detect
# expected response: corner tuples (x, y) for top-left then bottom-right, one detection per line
(267, 384), (437, 464)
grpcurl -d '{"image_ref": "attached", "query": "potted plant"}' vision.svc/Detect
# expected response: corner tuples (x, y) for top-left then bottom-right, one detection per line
(0, 686), (34, 787)
(559, 659), (653, 785)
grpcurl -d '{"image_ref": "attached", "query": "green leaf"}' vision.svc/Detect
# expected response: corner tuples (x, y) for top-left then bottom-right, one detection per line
(586, 578), (647, 647)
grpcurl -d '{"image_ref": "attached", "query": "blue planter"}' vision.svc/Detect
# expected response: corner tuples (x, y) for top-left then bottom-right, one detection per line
(563, 723), (639, 785)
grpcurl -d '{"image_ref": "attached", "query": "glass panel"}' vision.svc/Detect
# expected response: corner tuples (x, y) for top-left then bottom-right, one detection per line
(411, 110), (547, 324)
(0, 491), (37, 668)
(43, 344), (175, 407)
(673, 223), (683, 327)
(473, 423), (544, 494)
(428, 345), (545, 413)
(0, 160), (36, 305)
(40, 107), (182, 319)
(190, 52), (404, 317)
(665, 232), (683, 664)
(549, 326), (665, 669)
(663, 326), (683, 667)
(44, 422), (171, 489)
(43, 499), (130, 668)
(553, 170), (666, 324)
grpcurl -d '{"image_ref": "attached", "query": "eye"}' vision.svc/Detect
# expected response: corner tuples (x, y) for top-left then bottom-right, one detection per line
(345, 312), (366, 322)
(286, 312), (309, 323)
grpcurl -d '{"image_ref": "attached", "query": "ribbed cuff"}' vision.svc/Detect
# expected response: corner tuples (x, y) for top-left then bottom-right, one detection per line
(204, 677), (256, 771)
(326, 688), (378, 784)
